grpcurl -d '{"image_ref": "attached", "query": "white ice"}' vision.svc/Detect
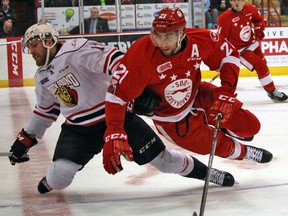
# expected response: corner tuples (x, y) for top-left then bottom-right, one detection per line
(0, 76), (287, 216)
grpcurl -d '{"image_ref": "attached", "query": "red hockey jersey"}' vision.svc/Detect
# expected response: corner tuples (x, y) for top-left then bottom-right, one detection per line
(106, 29), (240, 129)
(217, 4), (266, 50)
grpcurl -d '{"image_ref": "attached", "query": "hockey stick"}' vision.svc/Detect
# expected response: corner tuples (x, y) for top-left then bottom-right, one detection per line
(0, 152), (12, 157)
(193, 113), (222, 216)
(0, 40), (22, 46)
(239, 40), (256, 55)
(209, 73), (220, 83)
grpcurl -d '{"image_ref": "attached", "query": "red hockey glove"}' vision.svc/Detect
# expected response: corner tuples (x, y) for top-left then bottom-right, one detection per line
(208, 92), (237, 124)
(9, 129), (38, 165)
(254, 22), (265, 40)
(103, 131), (133, 175)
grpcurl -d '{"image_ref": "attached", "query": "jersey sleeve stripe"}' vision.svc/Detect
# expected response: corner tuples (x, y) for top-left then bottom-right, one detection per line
(219, 55), (241, 71)
(103, 49), (124, 75)
(67, 102), (105, 120)
(33, 110), (58, 121)
(37, 103), (60, 111)
(66, 108), (105, 125)
(64, 103), (106, 126)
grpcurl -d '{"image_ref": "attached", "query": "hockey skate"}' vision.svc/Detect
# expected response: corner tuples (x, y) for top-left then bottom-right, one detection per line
(38, 177), (53, 194)
(244, 145), (273, 163)
(209, 168), (235, 187)
(267, 89), (288, 102)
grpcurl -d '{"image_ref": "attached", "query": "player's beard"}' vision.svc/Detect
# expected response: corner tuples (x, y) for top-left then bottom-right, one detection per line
(160, 47), (175, 57)
(161, 33), (185, 57)
(34, 49), (51, 66)
(33, 53), (46, 66)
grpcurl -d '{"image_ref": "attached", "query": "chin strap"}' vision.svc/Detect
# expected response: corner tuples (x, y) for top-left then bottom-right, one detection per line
(44, 47), (51, 67)
(173, 31), (186, 55)
(42, 39), (57, 67)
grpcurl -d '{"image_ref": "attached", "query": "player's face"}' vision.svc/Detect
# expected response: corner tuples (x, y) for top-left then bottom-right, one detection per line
(230, 0), (245, 11)
(26, 38), (48, 66)
(151, 31), (180, 57)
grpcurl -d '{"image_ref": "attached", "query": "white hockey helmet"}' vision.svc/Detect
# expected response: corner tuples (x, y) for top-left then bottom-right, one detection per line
(22, 22), (59, 54)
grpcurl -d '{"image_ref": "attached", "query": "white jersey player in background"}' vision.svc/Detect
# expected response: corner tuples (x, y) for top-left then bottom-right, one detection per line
(8, 22), (235, 194)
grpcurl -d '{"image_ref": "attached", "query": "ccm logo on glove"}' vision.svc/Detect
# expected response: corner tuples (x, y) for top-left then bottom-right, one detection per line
(217, 94), (235, 103)
(105, 133), (127, 142)
(209, 92), (237, 125)
(9, 129), (38, 165)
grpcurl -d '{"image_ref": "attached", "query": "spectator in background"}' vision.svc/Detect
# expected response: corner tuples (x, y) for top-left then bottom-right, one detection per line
(280, 0), (288, 15)
(162, 0), (187, 2)
(83, 0), (116, 5)
(44, 0), (78, 7)
(0, 19), (15, 37)
(205, 0), (217, 28)
(121, 0), (133, 4)
(211, 0), (231, 16)
(205, 0), (230, 28)
(0, 0), (17, 27)
(133, 0), (162, 3)
(69, 7), (109, 34)
(71, 0), (78, 6)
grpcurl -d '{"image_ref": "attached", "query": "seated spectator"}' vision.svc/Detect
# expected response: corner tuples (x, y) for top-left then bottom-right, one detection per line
(281, 0), (288, 15)
(0, 19), (15, 37)
(211, 0), (231, 16)
(69, 7), (109, 34)
(0, 0), (17, 26)
(205, 0), (218, 28)
(205, 0), (230, 28)
(83, 0), (116, 5)
(44, 0), (78, 7)
(133, 0), (162, 3)
(162, 0), (187, 2)
(121, 0), (133, 4)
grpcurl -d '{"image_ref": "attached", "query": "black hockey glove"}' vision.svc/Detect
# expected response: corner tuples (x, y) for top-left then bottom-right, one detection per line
(133, 90), (162, 116)
(9, 129), (38, 165)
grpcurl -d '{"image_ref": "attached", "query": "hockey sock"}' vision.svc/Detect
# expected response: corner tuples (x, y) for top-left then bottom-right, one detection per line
(183, 157), (207, 180)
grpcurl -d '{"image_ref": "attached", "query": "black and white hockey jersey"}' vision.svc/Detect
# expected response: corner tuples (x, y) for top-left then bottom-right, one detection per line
(26, 38), (123, 138)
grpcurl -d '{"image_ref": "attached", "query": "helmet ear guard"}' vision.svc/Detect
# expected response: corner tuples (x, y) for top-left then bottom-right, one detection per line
(22, 22), (59, 54)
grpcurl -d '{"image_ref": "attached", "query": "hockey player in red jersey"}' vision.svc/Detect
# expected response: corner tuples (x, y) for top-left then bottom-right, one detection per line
(8, 22), (237, 194)
(103, 7), (273, 175)
(217, 0), (287, 102)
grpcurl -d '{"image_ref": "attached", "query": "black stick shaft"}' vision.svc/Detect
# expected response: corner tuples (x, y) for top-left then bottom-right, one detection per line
(199, 113), (222, 216)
